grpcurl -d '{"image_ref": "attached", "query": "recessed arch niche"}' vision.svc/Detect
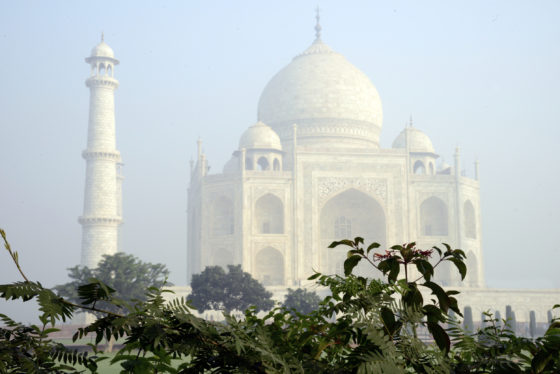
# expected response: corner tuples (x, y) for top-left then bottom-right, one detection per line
(320, 188), (386, 276)
(464, 200), (476, 239)
(255, 247), (284, 286)
(466, 251), (479, 287)
(211, 196), (234, 235)
(420, 196), (448, 236)
(255, 194), (284, 234)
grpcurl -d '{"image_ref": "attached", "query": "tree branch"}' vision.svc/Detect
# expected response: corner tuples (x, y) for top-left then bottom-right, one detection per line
(1, 228), (30, 282)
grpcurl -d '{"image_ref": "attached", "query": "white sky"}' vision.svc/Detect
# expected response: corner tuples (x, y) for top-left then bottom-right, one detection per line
(1, 1), (559, 321)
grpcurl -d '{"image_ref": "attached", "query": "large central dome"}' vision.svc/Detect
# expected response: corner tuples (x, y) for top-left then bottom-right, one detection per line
(257, 37), (383, 148)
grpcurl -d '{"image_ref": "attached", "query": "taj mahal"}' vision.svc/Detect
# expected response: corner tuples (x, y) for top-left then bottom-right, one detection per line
(186, 18), (483, 289)
(79, 17), (558, 327)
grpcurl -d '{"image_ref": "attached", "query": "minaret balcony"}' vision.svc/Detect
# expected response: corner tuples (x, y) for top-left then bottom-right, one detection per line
(82, 150), (121, 161)
(78, 216), (122, 225)
(85, 76), (119, 89)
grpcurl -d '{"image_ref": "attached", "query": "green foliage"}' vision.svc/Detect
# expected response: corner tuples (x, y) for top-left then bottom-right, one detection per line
(54, 252), (171, 316)
(0, 313), (98, 373)
(282, 288), (321, 315)
(449, 307), (560, 373)
(1, 228), (560, 373)
(189, 264), (274, 313)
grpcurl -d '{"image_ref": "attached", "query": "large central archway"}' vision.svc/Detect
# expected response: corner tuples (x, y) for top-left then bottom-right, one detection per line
(320, 188), (386, 276)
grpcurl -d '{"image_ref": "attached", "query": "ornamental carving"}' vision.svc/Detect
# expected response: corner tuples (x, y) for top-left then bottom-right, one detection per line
(318, 177), (387, 205)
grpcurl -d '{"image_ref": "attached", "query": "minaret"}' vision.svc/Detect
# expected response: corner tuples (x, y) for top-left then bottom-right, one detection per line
(79, 35), (123, 268)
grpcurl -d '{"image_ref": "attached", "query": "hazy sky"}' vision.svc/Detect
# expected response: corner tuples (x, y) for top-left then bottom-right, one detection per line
(1, 0), (559, 318)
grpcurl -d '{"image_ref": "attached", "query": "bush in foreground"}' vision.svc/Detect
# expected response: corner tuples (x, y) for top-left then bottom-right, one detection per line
(1, 229), (559, 373)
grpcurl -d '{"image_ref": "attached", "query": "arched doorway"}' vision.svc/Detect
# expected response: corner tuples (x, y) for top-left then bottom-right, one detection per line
(255, 247), (284, 286)
(320, 189), (386, 277)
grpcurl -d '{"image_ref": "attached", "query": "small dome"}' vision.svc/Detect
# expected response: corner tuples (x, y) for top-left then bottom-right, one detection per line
(223, 156), (240, 174)
(392, 127), (436, 154)
(437, 160), (452, 174)
(90, 41), (115, 59)
(239, 121), (282, 150)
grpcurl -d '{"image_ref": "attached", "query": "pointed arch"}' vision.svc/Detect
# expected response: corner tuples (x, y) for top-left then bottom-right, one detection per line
(255, 194), (284, 234)
(211, 196), (234, 235)
(464, 200), (477, 239)
(420, 196), (448, 236)
(413, 160), (426, 174)
(257, 156), (269, 170)
(273, 158), (281, 171)
(320, 188), (386, 276)
(255, 247), (284, 286)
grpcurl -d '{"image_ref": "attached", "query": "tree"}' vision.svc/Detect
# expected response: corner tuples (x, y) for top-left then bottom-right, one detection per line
(282, 288), (321, 315)
(2, 228), (560, 373)
(54, 252), (171, 316)
(189, 264), (274, 313)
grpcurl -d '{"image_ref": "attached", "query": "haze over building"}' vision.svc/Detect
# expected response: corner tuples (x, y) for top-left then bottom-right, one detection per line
(187, 16), (484, 289)
(1, 2), (559, 325)
(184, 14), (559, 324)
(79, 36), (123, 268)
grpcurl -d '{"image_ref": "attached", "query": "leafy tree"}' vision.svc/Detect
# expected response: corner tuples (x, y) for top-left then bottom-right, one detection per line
(189, 264), (274, 313)
(54, 252), (170, 316)
(2, 228), (560, 373)
(282, 288), (321, 315)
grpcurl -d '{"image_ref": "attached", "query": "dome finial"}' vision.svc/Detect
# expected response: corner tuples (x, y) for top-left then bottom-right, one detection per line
(101, 32), (104, 42)
(314, 6), (322, 41)
(409, 115), (413, 127)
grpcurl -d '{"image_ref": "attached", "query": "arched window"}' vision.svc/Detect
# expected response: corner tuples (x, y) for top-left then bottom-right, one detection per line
(99, 63), (105, 76)
(257, 156), (269, 170)
(245, 157), (253, 170)
(107, 64), (113, 77)
(413, 160), (425, 174)
(429, 162), (434, 175)
(211, 196), (234, 235)
(420, 196), (448, 236)
(255, 194), (283, 234)
(273, 158), (281, 171)
(212, 248), (234, 269)
(464, 200), (477, 239)
(255, 247), (284, 286)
